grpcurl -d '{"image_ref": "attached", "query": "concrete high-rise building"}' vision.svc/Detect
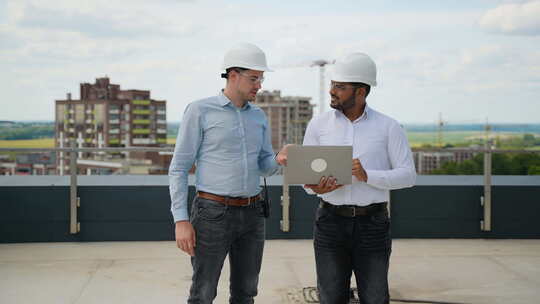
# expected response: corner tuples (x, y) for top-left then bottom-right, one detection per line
(55, 77), (167, 174)
(254, 90), (314, 151)
(413, 149), (476, 174)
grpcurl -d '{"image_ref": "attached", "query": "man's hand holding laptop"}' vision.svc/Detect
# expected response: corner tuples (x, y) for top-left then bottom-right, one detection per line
(305, 176), (343, 194)
(305, 158), (366, 194)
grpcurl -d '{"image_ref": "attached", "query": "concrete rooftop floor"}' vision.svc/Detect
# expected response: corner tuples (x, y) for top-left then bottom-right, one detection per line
(1, 239), (539, 304)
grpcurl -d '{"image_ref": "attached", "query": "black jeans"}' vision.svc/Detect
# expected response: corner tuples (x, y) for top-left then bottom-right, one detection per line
(314, 204), (391, 304)
(187, 197), (266, 304)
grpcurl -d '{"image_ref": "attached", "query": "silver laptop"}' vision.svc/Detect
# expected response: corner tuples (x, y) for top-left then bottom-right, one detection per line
(284, 145), (353, 185)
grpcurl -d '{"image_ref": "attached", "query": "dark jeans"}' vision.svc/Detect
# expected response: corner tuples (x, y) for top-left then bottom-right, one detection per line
(314, 204), (392, 304)
(187, 197), (266, 304)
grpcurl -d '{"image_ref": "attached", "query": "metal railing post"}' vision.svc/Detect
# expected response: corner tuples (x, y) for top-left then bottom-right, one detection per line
(281, 179), (290, 232)
(481, 143), (492, 232)
(69, 140), (80, 234)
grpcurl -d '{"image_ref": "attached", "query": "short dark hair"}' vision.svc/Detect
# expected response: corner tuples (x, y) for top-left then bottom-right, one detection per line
(221, 67), (249, 79)
(352, 82), (371, 97)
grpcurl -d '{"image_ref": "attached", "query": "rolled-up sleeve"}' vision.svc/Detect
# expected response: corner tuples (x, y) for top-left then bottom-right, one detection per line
(168, 104), (203, 222)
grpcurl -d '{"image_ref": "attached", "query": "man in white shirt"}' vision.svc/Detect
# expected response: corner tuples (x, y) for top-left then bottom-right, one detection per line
(303, 53), (416, 304)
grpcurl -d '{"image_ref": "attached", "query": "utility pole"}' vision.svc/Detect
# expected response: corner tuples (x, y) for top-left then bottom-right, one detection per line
(437, 112), (444, 148)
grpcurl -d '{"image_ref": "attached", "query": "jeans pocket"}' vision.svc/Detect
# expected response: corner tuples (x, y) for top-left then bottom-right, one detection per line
(196, 199), (227, 222)
(316, 207), (332, 223)
(370, 211), (389, 226)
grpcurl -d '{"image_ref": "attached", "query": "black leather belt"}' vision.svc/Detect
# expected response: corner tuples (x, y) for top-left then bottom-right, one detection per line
(320, 200), (387, 217)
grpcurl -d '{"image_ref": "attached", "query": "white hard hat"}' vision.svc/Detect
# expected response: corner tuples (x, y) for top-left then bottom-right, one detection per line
(331, 53), (377, 86)
(221, 43), (273, 72)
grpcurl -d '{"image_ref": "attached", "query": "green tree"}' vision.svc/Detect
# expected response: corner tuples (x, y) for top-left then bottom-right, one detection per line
(427, 152), (540, 175)
(528, 165), (540, 175)
(460, 159), (482, 175)
(523, 133), (535, 142)
(432, 162), (458, 175)
(511, 153), (540, 175)
(491, 153), (514, 175)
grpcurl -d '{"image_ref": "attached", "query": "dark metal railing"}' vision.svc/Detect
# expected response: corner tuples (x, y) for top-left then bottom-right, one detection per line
(2, 143), (540, 235)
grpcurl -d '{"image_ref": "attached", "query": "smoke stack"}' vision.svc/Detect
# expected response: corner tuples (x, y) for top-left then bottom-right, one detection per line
(67, 93), (72, 100)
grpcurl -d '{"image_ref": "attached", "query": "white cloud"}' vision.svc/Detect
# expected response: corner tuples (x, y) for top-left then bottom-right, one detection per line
(9, 1), (199, 38)
(480, 0), (540, 36)
(1, 1), (539, 123)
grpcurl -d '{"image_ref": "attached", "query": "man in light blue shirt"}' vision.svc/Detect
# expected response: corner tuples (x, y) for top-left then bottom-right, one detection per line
(169, 43), (288, 303)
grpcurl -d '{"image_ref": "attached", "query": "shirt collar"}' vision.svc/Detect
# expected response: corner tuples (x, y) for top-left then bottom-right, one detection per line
(333, 104), (370, 123)
(218, 91), (251, 110)
(356, 105), (370, 122)
(218, 91), (231, 107)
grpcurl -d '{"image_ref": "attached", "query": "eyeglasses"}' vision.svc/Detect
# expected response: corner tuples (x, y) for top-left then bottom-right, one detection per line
(238, 71), (265, 84)
(330, 82), (356, 91)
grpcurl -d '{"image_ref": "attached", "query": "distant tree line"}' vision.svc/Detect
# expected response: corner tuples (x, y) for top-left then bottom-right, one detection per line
(0, 123), (54, 140)
(497, 133), (540, 149)
(405, 124), (540, 133)
(1, 122), (179, 140)
(420, 134), (540, 150)
(432, 153), (540, 175)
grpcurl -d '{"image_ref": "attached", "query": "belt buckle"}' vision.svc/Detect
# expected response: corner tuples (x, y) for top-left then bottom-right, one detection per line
(341, 206), (356, 217)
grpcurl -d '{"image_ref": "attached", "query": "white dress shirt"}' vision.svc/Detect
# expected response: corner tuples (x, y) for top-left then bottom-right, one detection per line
(302, 105), (416, 206)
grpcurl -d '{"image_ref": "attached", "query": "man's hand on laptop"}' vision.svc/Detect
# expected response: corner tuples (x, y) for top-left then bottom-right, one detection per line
(276, 144), (295, 166)
(305, 176), (343, 194)
(352, 158), (368, 182)
(175, 221), (196, 256)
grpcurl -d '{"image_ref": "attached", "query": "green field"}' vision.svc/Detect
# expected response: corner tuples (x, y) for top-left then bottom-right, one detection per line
(0, 132), (532, 149)
(0, 138), (55, 148)
(168, 131), (517, 147)
(406, 131), (531, 147)
(0, 138), (177, 148)
(407, 131), (484, 147)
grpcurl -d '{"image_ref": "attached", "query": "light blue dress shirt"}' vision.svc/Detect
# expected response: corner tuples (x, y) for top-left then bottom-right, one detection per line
(169, 92), (279, 222)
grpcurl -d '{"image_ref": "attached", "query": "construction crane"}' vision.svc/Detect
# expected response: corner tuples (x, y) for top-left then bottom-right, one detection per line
(310, 59), (334, 115)
(274, 59), (334, 115)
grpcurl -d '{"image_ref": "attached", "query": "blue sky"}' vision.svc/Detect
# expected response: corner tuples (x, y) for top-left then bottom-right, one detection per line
(1, 0), (539, 124)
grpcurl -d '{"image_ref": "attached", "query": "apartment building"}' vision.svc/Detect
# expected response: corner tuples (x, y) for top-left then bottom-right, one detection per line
(413, 149), (476, 174)
(55, 77), (167, 174)
(253, 90), (314, 151)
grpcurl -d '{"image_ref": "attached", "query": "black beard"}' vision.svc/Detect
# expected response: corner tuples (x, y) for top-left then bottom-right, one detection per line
(330, 94), (356, 112)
